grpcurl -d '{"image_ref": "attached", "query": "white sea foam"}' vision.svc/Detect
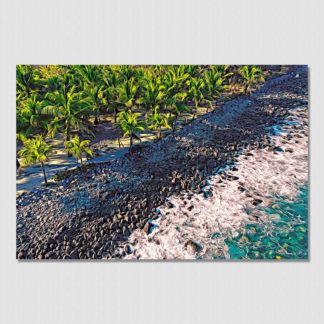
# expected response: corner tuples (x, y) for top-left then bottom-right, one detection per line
(123, 106), (308, 260)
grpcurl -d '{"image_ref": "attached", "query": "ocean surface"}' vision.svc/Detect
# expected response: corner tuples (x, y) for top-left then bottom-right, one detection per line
(222, 184), (309, 260)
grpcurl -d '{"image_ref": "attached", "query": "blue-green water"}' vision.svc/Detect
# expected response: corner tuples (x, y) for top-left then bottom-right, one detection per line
(224, 184), (308, 260)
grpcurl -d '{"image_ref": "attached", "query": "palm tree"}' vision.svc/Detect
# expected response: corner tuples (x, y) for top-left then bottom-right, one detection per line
(102, 71), (120, 123)
(75, 65), (104, 124)
(43, 85), (93, 140)
(162, 70), (177, 97)
(86, 84), (105, 124)
(19, 94), (46, 128)
(203, 69), (225, 112)
(116, 78), (141, 111)
(74, 65), (100, 86)
(141, 77), (165, 112)
(163, 67), (189, 99)
(168, 93), (191, 132)
(147, 107), (171, 139)
(118, 65), (138, 81)
(184, 65), (201, 77)
(45, 75), (61, 92)
(211, 65), (233, 78)
(16, 65), (38, 98)
(188, 77), (205, 120)
(117, 110), (145, 150)
(64, 135), (93, 173)
(18, 135), (52, 186)
(239, 65), (265, 94)
(172, 65), (190, 82)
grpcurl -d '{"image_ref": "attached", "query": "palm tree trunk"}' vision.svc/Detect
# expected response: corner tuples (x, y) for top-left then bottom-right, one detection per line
(207, 102), (213, 113)
(114, 108), (118, 123)
(192, 103), (197, 121)
(80, 155), (84, 174)
(159, 126), (162, 139)
(248, 81), (253, 94)
(97, 107), (100, 123)
(65, 128), (70, 141)
(244, 83), (249, 94)
(40, 162), (48, 186)
(172, 115), (178, 132)
(130, 136), (133, 149)
(16, 158), (20, 171)
(65, 132), (72, 157)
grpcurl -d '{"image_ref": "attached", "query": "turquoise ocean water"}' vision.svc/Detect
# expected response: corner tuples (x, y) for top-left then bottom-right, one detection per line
(223, 184), (309, 260)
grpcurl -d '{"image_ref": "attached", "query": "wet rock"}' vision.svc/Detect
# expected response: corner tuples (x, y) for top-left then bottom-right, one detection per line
(45, 251), (54, 259)
(101, 192), (109, 200)
(17, 252), (24, 259)
(252, 198), (263, 206)
(143, 222), (150, 234)
(166, 201), (174, 209)
(124, 244), (134, 254)
(122, 225), (131, 237)
(274, 146), (284, 152)
(185, 240), (203, 252)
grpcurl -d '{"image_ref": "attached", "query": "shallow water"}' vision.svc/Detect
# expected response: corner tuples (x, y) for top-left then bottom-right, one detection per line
(220, 184), (308, 260)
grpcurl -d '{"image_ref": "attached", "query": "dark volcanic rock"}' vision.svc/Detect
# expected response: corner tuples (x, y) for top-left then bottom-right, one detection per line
(252, 198), (263, 206)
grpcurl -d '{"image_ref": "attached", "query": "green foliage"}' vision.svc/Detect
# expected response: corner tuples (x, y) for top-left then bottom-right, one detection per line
(168, 92), (191, 131)
(18, 135), (52, 185)
(16, 65), (38, 99)
(117, 110), (145, 149)
(64, 135), (93, 172)
(16, 65), (268, 172)
(141, 76), (166, 112)
(17, 65), (258, 142)
(116, 78), (141, 109)
(147, 107), (171, 139)
(19, 135), (52, 165)
(20, 94), (46, 128)
(43, 85), (93, 139)
(188, 77), (205, 119)
(239, 65), (265, 94)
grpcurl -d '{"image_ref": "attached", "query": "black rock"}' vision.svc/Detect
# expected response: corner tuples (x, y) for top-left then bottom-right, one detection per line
(188, 205), (194, 211)
(70, 250), (79, 259)
(124, 244), (134, 254)
(252, 198), (263, 206)
(166, 201), (174, 209)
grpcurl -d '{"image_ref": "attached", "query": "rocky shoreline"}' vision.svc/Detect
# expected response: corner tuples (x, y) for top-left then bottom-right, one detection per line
(16, 66), (308, 260)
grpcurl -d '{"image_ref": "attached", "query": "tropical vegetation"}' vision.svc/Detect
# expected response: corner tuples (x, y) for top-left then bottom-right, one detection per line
(17, 65), (266, 183)
(18, 135), (52, 185)
(64, 135), (93, 173)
